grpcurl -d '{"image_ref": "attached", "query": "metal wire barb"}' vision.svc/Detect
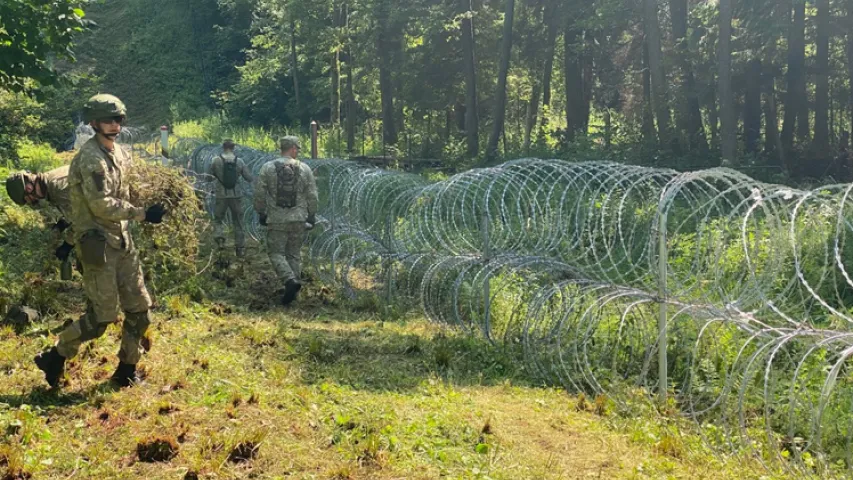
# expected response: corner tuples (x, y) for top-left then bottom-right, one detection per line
(165, 142), (853, 477)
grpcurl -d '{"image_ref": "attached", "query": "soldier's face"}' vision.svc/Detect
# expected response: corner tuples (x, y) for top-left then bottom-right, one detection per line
(92, 117), (123, 139)
(23, 182), (41, 205)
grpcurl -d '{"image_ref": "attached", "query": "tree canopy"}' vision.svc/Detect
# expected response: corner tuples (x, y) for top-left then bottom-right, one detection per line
(0, 0), (92, 93)
(8, 0), (853, 180)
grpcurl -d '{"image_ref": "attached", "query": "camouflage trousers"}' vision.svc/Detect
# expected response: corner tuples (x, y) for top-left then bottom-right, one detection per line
(267, 222), (306, 284)
(56, 241), (153, 364)
(213, 197), (245, 249)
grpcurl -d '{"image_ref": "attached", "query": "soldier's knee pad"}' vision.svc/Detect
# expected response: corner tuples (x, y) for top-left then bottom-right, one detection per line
(124, 310), (151, 336)
(79, 315), (110, 342)
(69, 304), (110, 342)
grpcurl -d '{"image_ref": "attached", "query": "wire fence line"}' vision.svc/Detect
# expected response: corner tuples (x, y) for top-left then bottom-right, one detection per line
(136, 136), (853, 476)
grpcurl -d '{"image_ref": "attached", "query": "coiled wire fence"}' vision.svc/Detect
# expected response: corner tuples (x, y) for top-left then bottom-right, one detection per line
(147, 137), (853, 476)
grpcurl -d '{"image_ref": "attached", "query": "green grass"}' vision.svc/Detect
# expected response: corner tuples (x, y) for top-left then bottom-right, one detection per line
(0, 153), (796, 479)
(12, 140), (64, 173)
(0, 241), (791, 479)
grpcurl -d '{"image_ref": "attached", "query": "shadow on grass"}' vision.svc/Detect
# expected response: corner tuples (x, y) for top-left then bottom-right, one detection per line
(283, 322), (532, 392)
(0, 381), (121, 409)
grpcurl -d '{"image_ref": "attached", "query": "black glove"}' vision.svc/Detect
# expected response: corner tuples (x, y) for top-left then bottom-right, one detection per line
(306, 214), (316, 226)
(55, 242), (74, 261)
(52, 218), (71, 232)
(259, 214), (268, 226)
(144, 204), (167, 224)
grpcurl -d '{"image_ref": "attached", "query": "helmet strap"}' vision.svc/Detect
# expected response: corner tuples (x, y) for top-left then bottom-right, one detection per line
(92, 122), (119, 141)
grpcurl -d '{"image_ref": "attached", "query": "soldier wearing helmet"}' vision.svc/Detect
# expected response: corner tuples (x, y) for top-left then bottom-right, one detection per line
(34, 94), (168, 389)
(5, 167), (77, 272)
(253, 136), (318, 306)
(207, 138), (254, 258)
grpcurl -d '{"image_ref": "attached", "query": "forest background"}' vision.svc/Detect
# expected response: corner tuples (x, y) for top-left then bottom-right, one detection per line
(3, 0), (851, 181)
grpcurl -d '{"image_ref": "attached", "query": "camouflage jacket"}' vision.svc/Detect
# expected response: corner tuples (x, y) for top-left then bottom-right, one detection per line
(38, 166), (75, 245)
(253, 157), (318, 228)
(207, 153), (253, 199)
(68, 137), (145, 249)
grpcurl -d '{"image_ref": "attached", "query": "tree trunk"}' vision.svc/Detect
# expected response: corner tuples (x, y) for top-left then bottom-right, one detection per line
(377, 0), (397, 145)
(565, 28), (584, 142)
(485, 0), (516, 162)
(444, 107), (452, 143)
(343, 2), (355, 153)
(643, 0), (673, 149)
(782, 0), (808, 152)
(744, 58), (762, 155)
(830, 82), (835, 142)
(763, 4), (783, 165)
(290, 17), (300, 111)
(718, 0), (737, 165)
(813, 0), (830, 151)
(460, 0), (479, 157)
(330, 2), (344, 125)
(642, 38), (656, 145)
(764, 67), (782, 163)
(331, 44), (341, 124)
(524, 81), (541, 153)
(540, 1), (559, 133)
(708, 89), (719, 147)
(670, 0), (707, 151)
(581, 31), (593, 133)
(848, 2), (853, 145)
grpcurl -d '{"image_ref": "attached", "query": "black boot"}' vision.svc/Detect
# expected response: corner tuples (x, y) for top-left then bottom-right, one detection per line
(110, 362), (141, 388)
(34, 347), (66, 388)
(281, 279), (302, 306)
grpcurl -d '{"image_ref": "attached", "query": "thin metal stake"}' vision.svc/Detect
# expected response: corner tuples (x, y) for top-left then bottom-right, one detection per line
(657, 205), (668, 404)
(330, 182), (337, 280)
(384, 216), (394, 302)
(482, 212), (491, 334)
(311, 121), (319, 159)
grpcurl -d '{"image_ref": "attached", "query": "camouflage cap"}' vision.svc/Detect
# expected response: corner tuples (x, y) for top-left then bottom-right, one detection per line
(83, 94), (127, 123)
(279, 136), (301, 152)
(5, 172), (30, 206)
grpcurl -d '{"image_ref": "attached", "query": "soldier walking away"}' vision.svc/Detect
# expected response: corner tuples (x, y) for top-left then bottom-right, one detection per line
(6, 167), (77, 279)
(33, 94), (167, 389)
(254, 136), (318, 306)
(208, 139), (254, 258)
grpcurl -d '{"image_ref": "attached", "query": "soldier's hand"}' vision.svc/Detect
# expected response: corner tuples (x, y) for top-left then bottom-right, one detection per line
(52, 218), (71, 232)
(259, 214), (268, 226)
(306, 214), (316, 226)
(144, 204), (167, 224)
(55, 242), (74, 261)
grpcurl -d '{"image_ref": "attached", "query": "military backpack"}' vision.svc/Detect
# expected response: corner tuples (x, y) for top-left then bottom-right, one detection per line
(275, 162), (300, 208)
(220, 157), (239, 190)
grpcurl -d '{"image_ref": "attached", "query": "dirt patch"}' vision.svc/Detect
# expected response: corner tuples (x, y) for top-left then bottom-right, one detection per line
(227, 442), (259, 463)
(137, 436), (179, 462)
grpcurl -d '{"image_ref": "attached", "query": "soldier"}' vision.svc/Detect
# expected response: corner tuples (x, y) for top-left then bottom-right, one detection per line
(207, 139), (254, 257)
(254, 136), (318, 305)
(5, 167), (77, 277)
(33, 94), (167, 388)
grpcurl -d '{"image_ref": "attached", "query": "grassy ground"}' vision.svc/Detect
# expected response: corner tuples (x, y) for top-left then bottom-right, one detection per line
(0, 240), (791, 480)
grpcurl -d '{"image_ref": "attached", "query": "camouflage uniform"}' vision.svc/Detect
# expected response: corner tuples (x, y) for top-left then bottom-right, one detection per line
(7, 166), (75, 243)
(207, 152), (253, 252)
(39, 166), (76, 245)
(55, 137), (152, 365)
(254, 156), (318, 285)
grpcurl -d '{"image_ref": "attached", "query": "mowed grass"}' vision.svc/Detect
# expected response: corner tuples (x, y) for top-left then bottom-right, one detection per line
(0, 243), (788, 479)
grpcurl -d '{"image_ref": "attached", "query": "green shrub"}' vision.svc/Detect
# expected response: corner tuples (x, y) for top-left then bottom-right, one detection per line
(15, 140), (63, 172)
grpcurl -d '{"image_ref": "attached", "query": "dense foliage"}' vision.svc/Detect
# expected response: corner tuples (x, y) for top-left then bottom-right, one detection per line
(7, 0), (853, 178)
(0, 0), (91, 92)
